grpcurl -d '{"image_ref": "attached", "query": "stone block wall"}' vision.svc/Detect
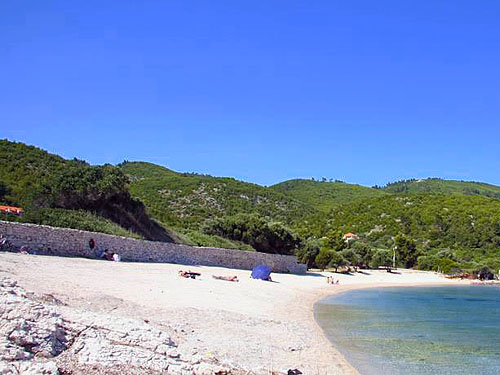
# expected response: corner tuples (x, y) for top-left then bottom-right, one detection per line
(0, 221), (307, 274)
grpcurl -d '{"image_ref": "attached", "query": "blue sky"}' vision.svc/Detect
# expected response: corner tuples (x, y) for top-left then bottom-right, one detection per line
(1, 1), (499, 186)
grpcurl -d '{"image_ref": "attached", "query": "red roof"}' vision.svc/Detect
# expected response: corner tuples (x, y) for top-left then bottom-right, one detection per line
(0, 206), (24, 214)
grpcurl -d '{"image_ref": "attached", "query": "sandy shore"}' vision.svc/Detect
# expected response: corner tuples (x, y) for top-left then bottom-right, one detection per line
(0, 252), (466, 374)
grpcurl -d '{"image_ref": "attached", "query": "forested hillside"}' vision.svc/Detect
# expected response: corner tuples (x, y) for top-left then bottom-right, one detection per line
(0, 140), (173, 241)
(119, 161), (315, 251)
(383, 178), (500, 198)
(295, 194), (500, 275)
(272, 179), (387, 212)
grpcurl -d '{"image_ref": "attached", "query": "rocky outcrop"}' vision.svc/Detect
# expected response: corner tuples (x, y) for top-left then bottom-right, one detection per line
(0, 278), (243, 374)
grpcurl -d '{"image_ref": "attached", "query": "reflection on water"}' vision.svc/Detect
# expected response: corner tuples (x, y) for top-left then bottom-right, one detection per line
(315, 286), (500, 375)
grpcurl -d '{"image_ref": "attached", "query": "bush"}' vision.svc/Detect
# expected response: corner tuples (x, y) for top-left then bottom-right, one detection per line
(417, 255), (436, 271)
(205, 214), (300, 254)
(436, 258), (459, 274)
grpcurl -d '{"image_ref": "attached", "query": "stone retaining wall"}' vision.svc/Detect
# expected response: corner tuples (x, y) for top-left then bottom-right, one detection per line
(0, 221), (306, 274)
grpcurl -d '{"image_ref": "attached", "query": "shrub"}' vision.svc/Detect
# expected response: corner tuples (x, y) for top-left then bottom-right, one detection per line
(205, 214), (300, 254)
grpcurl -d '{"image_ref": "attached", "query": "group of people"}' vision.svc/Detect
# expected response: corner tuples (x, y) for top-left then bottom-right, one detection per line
(178, 270), (240, 282)
(100, 249), (121, 262)
(90, 238), (121, 262)
(326, 276), (339, 285)
(0, 235), (32, 254)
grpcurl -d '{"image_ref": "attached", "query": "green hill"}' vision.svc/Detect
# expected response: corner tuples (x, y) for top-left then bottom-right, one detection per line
(383, 178), (500, 198)
(272, 179), (387, 212)
(120, 162), (316, 229)
(119, 162), (317, 251)
(119, 161), (180, 180)
(0, 140), (173, 241)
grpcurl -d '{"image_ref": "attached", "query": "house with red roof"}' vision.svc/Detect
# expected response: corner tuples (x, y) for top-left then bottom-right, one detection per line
(0, 206), (24, 216)
(343, 232), (359, 243)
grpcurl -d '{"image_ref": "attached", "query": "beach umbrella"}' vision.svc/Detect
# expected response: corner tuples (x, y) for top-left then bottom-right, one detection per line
(251, 264), (272, 280)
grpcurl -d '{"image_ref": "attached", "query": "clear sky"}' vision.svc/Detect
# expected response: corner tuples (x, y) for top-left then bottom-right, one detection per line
(1, 1), (499, 187)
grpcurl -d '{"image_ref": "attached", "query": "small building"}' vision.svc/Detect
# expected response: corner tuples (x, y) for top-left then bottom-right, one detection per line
(0, 205), (24, 216)
(343, 232), (359, 242)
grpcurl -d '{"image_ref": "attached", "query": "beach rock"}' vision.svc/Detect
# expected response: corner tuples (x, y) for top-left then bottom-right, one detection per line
(0, 363), (17, 375)
(18, 361), (59, 375)
(193, 362), (227, 374)
(0, 280), (72, 363)
(0, 278), (243, 375)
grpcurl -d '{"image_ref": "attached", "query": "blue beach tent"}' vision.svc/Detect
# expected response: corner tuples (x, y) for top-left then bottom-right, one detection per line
(251, 264), (272, 280)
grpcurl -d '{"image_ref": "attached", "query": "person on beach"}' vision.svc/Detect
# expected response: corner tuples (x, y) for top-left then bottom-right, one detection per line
(178, 270), (201, 279)
(326, 277), (340, 285)
(100, 249), (120, 261)
(212, 275), (239, 282)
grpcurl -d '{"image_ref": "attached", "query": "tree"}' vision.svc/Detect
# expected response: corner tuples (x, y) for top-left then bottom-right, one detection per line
(296, 239), (320, 268)
(0, 182), (12, 204)
(324, 229), (346, 252)
(328, 251), (345, 272)
(315, 248), (333, 270)
(351, 241), (372, 268)
(341, 248), (362, 271)
(370, 249), (393, 269)
(394, 233), (418, 268)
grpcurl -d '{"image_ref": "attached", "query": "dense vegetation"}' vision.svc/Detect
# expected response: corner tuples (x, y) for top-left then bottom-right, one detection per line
(272, 179), (387, 212)
(119, 161), (314, 248)
(0, 140), (173, 241)
(295, 194), (500, 276)
(1, 140), (499, 276)
(383, 178), (500, 198)
(205, 214), (300, 255)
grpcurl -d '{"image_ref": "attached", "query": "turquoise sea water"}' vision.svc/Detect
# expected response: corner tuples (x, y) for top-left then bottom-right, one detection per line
(315, 286), (500, 375)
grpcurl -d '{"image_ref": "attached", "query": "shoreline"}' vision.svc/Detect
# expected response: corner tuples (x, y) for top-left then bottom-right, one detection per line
(310, 279), (470, 375)
(0, 253), (467, 374)
(313, 280), (499, 375)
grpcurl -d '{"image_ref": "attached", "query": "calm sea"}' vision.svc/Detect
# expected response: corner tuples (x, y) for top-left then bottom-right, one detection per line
(315, 286), (500, 375)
